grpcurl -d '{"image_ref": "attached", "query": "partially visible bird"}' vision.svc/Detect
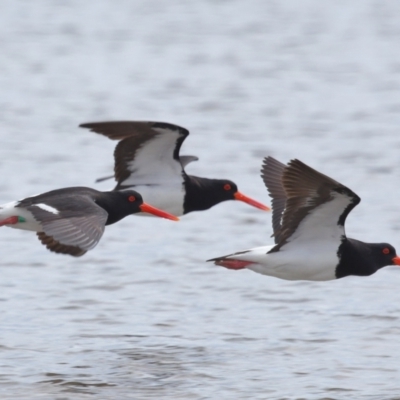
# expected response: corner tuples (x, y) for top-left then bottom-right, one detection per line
(208, 157), (400, 280)
(80, 121), (270, 216)
(0, 187), (178, 257)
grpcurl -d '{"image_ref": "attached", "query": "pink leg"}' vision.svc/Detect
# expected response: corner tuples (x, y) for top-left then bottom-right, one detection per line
(0, 216), (19, 227)
(214, 259), (254, 270)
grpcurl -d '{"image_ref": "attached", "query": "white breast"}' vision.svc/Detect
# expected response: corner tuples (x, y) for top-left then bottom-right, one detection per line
(124, 184), (185, 216)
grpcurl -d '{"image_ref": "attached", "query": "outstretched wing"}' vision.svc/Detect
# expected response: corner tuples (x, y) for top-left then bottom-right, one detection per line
(80, 121), (190, 188)
(261, 156), (287, 243)
(21, 196), (108, 257)
(270, 159), (360, 252)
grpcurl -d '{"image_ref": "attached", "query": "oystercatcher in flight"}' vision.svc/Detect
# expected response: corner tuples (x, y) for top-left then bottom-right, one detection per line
(208, 157), (400, 280)
(79, 121), (270, 216)
(0, 187), (178, 257)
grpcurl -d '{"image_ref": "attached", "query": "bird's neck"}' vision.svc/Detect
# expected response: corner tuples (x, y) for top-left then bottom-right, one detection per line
(95, 192), (128, 225)
(183, 175), (224, 214)
(335, 238), (379, 278)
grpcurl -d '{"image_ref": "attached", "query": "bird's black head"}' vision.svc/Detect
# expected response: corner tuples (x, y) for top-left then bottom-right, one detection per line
(102, 190), (179, 225)
(372, 243), (400, 268)
(213, 179), (270, 211)
(184, 176), (270, 214)
(121, 190), (144, 212)
(101, 190), (144, 224)
(336, 239), (400, 278)
(214, 179), (239, 201)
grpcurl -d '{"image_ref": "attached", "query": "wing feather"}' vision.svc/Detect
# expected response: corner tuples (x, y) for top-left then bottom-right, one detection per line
(80, 121), (190, 187)
(261, 156), (287, 243)
(262, 158), (360, 252)
(26, 196), (108, 256)
(37, 232), (87, 257)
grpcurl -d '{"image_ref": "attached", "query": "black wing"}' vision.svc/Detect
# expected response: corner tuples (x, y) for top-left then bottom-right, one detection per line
(80, 121), (190, 188)
(21, 196), (108, 256)
(261, 156), (287, 243)
(271, 159), (360, 251)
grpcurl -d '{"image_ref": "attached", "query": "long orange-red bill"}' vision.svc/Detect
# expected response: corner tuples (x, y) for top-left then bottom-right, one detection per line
(140, 203), (179, 221)
(234, 191), (270, 211)
(392, 256), (400, 266)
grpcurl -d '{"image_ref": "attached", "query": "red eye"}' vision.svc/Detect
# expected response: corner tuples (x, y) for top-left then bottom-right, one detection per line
(128, 195), (136, 202)
(224, 184), (231, 191)
(383, 248), (390, 255)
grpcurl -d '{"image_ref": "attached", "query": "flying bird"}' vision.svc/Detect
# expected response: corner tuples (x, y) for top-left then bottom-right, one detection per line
(80, 121), (270, 216)
(208, 157), (400, 280)
(0, 187), (178, 257)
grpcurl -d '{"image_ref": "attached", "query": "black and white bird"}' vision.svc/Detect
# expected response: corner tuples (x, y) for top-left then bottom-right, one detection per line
(0, 187), (179, 257)
(79, 121), (270, 216)
(208, 157), (400, 280)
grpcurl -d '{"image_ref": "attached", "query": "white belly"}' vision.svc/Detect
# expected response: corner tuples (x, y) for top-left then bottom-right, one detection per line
(249, 255), (337, 281)
(230, 243), (338, 281)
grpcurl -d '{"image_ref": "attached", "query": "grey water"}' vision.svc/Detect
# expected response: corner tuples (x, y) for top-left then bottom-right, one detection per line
(1, 0), (400, 398)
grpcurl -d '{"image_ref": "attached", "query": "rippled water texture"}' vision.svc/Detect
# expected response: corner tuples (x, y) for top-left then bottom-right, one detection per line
(1, 1), (400, 399)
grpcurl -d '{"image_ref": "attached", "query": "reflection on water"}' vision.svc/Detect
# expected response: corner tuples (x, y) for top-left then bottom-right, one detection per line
(1, 0), (400, 399)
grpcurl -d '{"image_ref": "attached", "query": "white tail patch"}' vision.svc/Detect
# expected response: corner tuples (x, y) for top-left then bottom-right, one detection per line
(36, 203), (59, 214)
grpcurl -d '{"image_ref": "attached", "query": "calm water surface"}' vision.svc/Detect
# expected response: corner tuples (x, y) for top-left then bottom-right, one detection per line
(1, 1), (400, 399)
